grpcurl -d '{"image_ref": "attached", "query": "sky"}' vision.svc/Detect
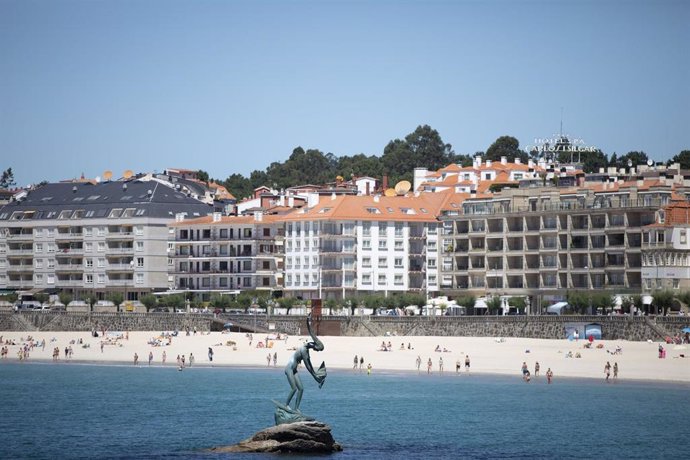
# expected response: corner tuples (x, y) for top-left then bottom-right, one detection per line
(1, 0), (688, 188)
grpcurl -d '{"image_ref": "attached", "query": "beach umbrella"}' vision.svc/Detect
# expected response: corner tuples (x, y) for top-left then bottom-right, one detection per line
(223, 322), (233, 329)
(681, 327), (690, 334)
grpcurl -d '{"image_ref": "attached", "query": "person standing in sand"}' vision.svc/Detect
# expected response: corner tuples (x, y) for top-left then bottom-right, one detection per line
(148, 351), (153, 366)
(273, 352), (277, 367)
(133, 353), (138, 366)
(604, 361), (611, 382)
(208, 347), (214, 363)
(465, 355), (470, 372)
(534, 361), (540, 377)
(353, 355), (358, 370)
(416, 355), (422, 372)
(439, 356), (444, 373)
(546, 368), (553, 384)
(613, 362), (618, 380)
(162, 350), (166, 365)
(427, 357), (432, 374)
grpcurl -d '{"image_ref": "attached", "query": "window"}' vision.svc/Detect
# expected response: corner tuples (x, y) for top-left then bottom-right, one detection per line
(378, 222), (387, 236)
(395, 240), (404, 251)
(287, 274), (292, 285)
(85, 258), (93, 268)
(47, 259), (55, 269)
(362, 240), (371, 250)
(428, 275), (437, 286)
(394, 274), (403, 285)
(97, 274), (106, 284)
(47, 243), (55, 253)
(85, 242), (93, 252)
(296, 274), (301, 284)
(378, 257), (387, 268)
(362, 257), (371, 267)
(84, 227), (92, 236)
(98, 258), (105, 268)
(108, 209), (122, 218)
(363, 222), (371, 236)
(362, 274), (371, 284)
(378, 240), (387, 250)
(673, 278), (680, 289)
(428, 258), (437, 268)
(97, 227), (105, 236)
(35, 259), (43, 268)
(394, 222), (403, 237)
(136, 273), (144, 285)
(85, 274), (93, 284)
(134, 226), (143, 236)
(243, 261), (252, 270)
(394, 258), (403, 268)
(58, 210), (72, 219)
(136, 241), (144, 251)
(137, 257), (144, 268)
(35, 274), (43, 284)
(377, 274), (386, 284)
(35, 243), (43, 253)
(97, 242), (106, 252)
(46, 274), (55, 284)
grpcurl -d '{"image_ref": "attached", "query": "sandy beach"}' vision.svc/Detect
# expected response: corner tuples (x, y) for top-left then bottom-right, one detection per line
(1, 330), (689, 383)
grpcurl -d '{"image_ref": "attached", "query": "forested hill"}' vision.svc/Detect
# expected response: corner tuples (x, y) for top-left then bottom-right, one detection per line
(196, 125), (685, 201)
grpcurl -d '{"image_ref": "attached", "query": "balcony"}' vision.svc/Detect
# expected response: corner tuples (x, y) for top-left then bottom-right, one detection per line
(6, 232), (33, 241)
(55, 232), (84, 241)
(54, 264), (84, 272)
(6, 265), (33, 273)
(56, 247), (84, 256)
(106, 247), (134, 254)
(106, 232), (134, 240)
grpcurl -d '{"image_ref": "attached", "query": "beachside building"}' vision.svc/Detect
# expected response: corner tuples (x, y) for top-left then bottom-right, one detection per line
(282, 193), (455, 300)
(0, 180), (212, 301)
(437, 178), (690, 310)
(168, 212), (284, 300)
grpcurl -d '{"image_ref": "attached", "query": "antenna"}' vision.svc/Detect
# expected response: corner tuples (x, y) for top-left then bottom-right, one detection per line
(394, 180), (411, 196)
(103, 170), (113, 181)
(123, 170), (133, 179)
(560, 107), (564, 137)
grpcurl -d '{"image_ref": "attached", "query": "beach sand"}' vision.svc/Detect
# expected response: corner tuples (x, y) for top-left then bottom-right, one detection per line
(1, 330), (689, 383)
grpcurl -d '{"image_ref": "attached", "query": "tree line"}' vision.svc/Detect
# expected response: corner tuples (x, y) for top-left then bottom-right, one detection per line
(194, 126), (690, 201)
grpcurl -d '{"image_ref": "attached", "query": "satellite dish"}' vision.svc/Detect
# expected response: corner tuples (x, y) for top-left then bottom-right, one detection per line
(647, 159), (653, 167)
(95, 176), (101, 183)
(384, 188), (396, 197)
(123, 170), (134, 179)
(394, 180), (412, 196)
(103, 170), (113, 181)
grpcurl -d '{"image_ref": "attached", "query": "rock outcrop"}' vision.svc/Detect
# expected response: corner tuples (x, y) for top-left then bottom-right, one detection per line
(210, 421), (342, 454)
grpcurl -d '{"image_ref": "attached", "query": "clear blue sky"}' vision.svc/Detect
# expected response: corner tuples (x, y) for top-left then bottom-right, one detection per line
(1, 0), (688, 188)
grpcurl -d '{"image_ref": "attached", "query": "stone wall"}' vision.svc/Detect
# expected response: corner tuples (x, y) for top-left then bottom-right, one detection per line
(2, 312), (688, 341)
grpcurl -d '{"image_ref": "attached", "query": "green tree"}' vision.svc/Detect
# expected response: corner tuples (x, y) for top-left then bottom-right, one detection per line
(107, 292), (124, 310)
(485, 136), (528, 163)
(140, 294), (158, 312)
(0, 168), (15, 189)
(165, 294), (184, 311)
(324, 298), (338, 314)
(486, 296), (503, 315)
(277, 297), (296, 314)
(652, 290), (675, 316)
(86, 294), (97, 311)
(566, 291), (589, 314)
(196, 170), (210, 183)
(508, 296), (526, 314)
(34, 293), (49, 305)
(223, 173), (253, 201)
(381, 125), (454, 183)
(59, 292), (72, 306)
(668, 150), (690, 169)
(591, 292), (614, 315)
(612, 151), (649, 171)
(620, 296), (633, 315)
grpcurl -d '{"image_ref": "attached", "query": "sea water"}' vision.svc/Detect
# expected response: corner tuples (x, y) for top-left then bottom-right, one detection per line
(1, 363), (689, 459)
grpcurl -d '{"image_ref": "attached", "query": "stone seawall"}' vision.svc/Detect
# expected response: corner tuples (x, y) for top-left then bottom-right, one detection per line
(1, 313), (688, 342)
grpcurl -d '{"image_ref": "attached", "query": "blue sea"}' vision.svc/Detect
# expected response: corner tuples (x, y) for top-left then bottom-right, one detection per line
(1, 363), (689, 459)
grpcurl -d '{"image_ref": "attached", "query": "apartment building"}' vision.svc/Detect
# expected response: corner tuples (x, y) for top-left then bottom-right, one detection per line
(168, 212), (284, 300)
(0, 180), (211, 300)
(437, 180), (689, 300)
(282, 193), (455, 300)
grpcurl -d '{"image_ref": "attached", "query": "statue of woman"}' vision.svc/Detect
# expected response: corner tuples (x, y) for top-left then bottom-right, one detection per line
(284, 315), (326, 411)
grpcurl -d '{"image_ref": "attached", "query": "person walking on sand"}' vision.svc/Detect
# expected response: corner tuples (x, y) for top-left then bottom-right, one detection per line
(189, 353), (194, 367)
(208, 347), (214, 363)
(162, 350), (167, 365)
(546, 368), (553, 384)
(353, 355), (358, 370)
(360, 356), (364, 371)
(273, 352), (277, 367)
(100, 341), (104, 353)
(613, 362), (618, 380)
(465, 355), (470, 372)
(134, 353), (139, 366)
(267, 352), (272, 366)
(427, 357), (432, 374)
(604, 361), (611, 382)
(148, 351), (153, 366)
(416, 355), (422, 372)
(534, 361), (540, 377)
(181, 355), (186, 368)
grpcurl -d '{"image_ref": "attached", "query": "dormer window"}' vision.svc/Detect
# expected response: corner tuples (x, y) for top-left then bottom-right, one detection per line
(658, 210), (665, 224)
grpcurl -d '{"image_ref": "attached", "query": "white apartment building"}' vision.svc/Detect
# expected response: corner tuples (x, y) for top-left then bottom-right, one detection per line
(169, 212), (284, 300)
(282, 193), (452, 300)
(0, 181), (212, 300)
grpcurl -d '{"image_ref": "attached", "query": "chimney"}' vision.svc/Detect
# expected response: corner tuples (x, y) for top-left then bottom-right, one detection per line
(474, 156), (482, 168)
(212, 212), (222, 223)
(501, 156), (507, 165)
(373, 195), (380, 203)
(254, 211), (263, 222)
(528, 159), (534, 168)
(486, 160), (492, 168)
(288, 196), (294, 208)
(175, 213), (185, 222)
(470, 189), (477, 196)
(515, 158), (521, 165)
(383, 175), (389, 190)
(366, 182), (370, 195)
(331, 192), (336, 201)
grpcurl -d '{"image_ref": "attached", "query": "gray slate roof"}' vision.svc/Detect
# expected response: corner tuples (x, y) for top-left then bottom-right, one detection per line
(0, 180), (213, 221)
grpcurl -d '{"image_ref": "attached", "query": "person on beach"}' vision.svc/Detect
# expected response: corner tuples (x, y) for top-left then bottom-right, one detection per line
(604, 361), (611, 382)
(208, 347), (214, 363)
(176, 355), (181, 367)
(100, 342), (104, 353)
(416, 355), (422, 372)
(546, 368), (553, 384)
(367, 363), (372, 375)
(148, 351), (153, 366)
(162, 350), (166, 365)
(613, 362), (618, 380)
(189, 353), (194, 367)
(353, 355), (358, 370)
(273, 352), (277, 366)
(427, 357), (432, 374)
(360, 356), (364, 370)
(181, 355), (185, 367)
(534, 361), (540, 376)
(267, 353), (272, 366)
(465, 355), (470, 372)
(521, 362), (528, 377)
(133, 353), (138, 366)
(439, 356), (444, 373)
(456, 358), (461, 373)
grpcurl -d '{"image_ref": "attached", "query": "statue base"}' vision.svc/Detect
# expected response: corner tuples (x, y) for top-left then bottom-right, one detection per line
(272, 399), (315, 425)
(208, 421), (342, 454)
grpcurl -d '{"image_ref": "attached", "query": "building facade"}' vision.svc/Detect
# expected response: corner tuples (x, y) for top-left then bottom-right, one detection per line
(0, 181), (211, 300)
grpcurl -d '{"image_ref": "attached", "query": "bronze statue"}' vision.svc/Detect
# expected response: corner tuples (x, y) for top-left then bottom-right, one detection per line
(273, 315), (327, 425)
